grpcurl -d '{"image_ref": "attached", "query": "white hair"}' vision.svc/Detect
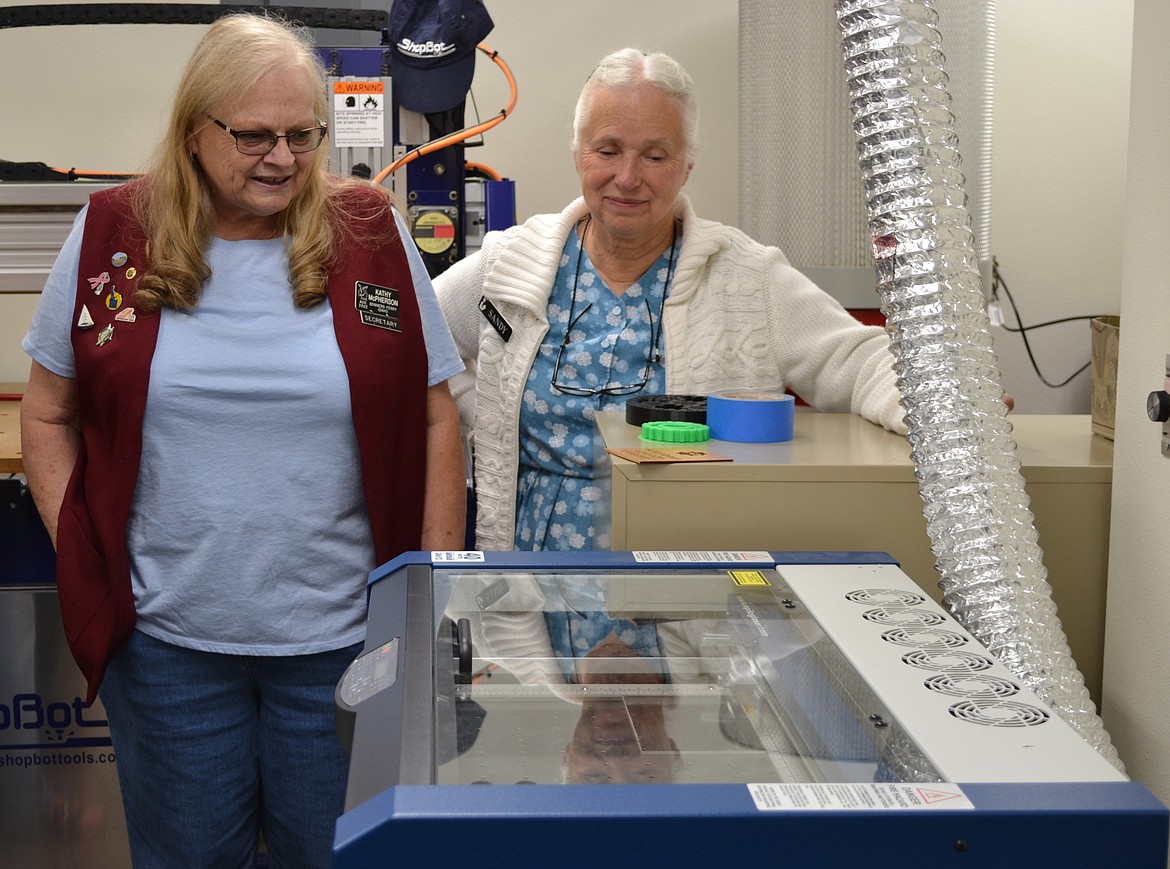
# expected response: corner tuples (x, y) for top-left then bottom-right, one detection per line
(571, 47), (699, 161)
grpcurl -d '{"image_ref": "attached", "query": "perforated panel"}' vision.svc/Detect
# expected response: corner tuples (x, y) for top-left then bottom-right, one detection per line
(738, 0), (994, 305)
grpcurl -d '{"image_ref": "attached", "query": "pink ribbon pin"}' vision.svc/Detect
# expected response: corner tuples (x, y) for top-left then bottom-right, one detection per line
(88, 271), (111, 293)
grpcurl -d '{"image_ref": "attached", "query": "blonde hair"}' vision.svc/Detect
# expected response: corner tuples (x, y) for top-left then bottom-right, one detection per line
(133, 12), (384, 311)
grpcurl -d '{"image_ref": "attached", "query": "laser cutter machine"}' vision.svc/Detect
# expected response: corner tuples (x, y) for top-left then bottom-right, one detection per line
(333, 550), (1169, 867)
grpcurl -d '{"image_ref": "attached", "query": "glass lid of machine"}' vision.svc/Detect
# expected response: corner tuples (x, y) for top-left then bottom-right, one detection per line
(433, 568), (941, 786)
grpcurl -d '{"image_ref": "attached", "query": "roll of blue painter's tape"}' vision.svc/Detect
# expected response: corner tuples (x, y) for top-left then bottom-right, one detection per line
(706, 389), (795, 443)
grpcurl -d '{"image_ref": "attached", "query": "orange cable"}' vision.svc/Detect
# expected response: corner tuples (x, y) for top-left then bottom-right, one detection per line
(464, 161), (502, 181)
(50, 167), (138, 179)
(373, 43), (517, 185)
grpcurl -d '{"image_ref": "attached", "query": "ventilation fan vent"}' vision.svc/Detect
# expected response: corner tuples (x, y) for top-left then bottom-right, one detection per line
(923, 673), (1019, 699)
(948, 700), (1051, 727)
(845, 589), (927, 607)
(881, 627), (968, 649)
(862, 607), (945, 628)
(901, 650), (995, 673)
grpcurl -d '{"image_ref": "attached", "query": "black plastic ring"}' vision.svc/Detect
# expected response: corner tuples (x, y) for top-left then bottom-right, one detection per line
(624, 394), (708, 426)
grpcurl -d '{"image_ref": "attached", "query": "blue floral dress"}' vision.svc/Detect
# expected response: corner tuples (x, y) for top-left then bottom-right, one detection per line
(514, 223), (676, 551)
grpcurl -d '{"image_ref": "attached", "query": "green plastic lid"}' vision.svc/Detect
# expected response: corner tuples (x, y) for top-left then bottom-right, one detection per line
(639, 420), (711, 444)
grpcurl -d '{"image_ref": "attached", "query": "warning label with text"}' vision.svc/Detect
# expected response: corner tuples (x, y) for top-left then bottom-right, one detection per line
(332, 80), (385, 148)
(748, 782), (973, 811)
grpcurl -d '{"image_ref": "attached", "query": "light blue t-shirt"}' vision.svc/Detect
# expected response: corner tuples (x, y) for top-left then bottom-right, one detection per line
(23, 207), (463, 655)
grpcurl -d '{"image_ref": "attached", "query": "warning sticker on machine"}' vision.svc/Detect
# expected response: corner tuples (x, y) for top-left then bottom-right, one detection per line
(332, 80), (385, 148)
(729, 569), (771, 587)
(748, 782), (973, 811)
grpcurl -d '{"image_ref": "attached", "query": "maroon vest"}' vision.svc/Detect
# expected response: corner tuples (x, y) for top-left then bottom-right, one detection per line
(59, 181), (429, 702)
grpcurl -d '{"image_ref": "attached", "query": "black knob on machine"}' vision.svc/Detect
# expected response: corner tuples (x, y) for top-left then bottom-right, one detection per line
(1147, 390), (1170, 423)
(455, 617), (474, 681)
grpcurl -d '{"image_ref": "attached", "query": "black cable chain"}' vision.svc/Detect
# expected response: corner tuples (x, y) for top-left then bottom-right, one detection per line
(0, 4), (387, 31)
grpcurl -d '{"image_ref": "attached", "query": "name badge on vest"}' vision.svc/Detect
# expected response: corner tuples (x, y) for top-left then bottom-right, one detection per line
(478, 296), (512, 342)
(355, 281), (401, 332)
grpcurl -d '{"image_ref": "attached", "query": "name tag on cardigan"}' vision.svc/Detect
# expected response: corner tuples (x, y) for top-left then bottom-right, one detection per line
(355, 281), (401, 332)
(478, 296), (512, 342)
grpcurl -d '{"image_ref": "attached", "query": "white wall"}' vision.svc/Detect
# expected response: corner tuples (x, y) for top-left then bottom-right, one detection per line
(990, 0), (1133, 413)
(1104, 0), (1170, 812)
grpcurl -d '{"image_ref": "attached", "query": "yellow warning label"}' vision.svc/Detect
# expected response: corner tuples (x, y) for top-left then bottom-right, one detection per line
(729, 570), (770, 587)
(413, 211), (456, 255)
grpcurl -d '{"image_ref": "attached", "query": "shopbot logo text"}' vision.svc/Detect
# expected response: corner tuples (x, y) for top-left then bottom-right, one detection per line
(0, 693), (110, 749)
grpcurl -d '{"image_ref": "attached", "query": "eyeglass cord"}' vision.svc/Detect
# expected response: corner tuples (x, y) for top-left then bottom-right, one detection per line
(552, 216), (679, 396)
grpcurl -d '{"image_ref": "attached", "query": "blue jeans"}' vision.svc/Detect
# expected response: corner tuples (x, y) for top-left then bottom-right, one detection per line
(100, 630), (362, 868)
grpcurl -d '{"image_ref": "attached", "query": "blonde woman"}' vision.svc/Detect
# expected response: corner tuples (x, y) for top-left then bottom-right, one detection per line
(21, 13), (465, 865)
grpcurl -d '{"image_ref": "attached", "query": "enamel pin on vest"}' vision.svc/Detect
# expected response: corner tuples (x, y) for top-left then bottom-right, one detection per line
(88, 272), (110, 294)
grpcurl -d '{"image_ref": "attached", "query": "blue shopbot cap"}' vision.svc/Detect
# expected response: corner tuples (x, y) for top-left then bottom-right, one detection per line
(387, 0), (494, 113)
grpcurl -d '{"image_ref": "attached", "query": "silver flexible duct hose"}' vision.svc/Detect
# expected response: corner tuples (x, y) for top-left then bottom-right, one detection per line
(833, 0), (1123, 770)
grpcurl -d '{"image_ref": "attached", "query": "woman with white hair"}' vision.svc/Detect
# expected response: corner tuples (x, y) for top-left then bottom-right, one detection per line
(436, 47), (906, 554)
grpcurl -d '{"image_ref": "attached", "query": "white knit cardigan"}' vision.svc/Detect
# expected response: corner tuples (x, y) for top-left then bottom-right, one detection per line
(435, 196), (907, 552)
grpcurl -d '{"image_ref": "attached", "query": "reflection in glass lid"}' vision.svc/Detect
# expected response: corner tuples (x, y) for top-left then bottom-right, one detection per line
(432, 568), (940, 786)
